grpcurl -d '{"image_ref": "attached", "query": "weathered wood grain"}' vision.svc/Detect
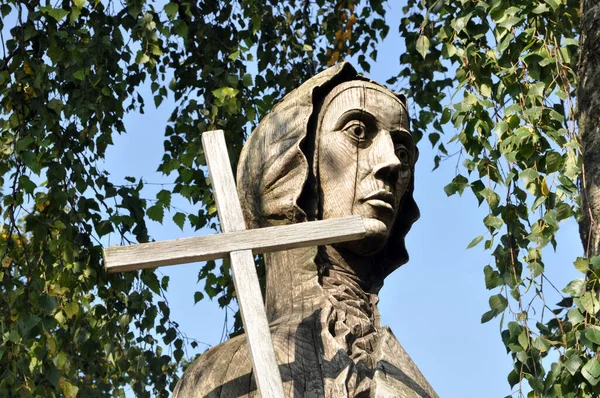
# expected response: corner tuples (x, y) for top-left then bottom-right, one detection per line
(103, 216), (365, 273)
(202, 130), (285, 398)
(173, 63), (436, 398)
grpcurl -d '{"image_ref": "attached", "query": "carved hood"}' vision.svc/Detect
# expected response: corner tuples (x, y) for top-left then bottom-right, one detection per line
(236, 62), (419, 300)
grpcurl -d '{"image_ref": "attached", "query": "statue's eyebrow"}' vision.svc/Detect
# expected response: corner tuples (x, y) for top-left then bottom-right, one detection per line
(333, 108), (377, 131)
(390, 129), (412, 143)
(390, 129), (416, 152)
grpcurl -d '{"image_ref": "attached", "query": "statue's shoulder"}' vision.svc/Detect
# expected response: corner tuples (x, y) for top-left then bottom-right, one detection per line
(173, 318), (324, 398)
(173, 334), (257, 398)
(372, 327), (439, 398)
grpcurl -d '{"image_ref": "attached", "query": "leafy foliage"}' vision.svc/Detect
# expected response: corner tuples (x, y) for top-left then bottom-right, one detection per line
(0, 0), (593, 396)
(0, 0), (389, 395)
(393, 0), (592, 396)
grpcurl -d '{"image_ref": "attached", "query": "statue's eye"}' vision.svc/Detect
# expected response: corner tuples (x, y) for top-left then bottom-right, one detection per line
(396, 146), (410, 164)
(345, 121), (367, 140)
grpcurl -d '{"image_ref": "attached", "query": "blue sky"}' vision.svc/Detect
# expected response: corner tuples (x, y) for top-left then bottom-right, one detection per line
(0, 0), (580, 396)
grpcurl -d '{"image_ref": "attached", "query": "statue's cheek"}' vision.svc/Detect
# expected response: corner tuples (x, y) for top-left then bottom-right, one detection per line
(394, 169), (412, 204)
(318, 131), (359, 217)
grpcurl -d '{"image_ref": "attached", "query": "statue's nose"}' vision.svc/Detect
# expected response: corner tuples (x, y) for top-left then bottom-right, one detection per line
(371, 130), (401, 181)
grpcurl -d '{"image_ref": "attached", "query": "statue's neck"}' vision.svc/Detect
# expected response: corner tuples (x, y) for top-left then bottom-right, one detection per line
(319, 245), (381, 326)
(319, 245), (375, 291)
(264, 245), (382, 365)
(264, 245), (380, 328)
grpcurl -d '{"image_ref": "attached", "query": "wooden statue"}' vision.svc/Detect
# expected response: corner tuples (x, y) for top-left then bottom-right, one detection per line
(173, 63), (438, 397)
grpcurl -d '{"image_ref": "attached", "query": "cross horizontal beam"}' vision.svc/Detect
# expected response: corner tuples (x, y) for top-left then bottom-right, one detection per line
(103, 215), (365, 273)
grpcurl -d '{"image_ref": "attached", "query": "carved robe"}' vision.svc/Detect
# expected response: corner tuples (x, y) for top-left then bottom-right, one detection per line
(173, 246), (437, 397)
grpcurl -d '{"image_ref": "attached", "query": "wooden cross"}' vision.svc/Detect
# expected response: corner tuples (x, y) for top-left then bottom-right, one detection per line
(103, 130), (366, 397)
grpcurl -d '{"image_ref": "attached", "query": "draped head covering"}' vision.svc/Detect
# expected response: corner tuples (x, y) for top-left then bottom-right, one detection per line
(236, 62), (419, 281)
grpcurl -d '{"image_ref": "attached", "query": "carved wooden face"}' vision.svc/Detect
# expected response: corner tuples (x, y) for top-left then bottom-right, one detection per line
(318, 83), (415, 255)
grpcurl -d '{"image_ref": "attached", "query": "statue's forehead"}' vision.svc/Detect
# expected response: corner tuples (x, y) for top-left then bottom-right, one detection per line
(319, 81), (409, 129)
(323, 80), (403, 105)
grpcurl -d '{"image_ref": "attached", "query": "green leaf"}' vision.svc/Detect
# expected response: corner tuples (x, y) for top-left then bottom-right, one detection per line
(563, 278), (585, 297)
(18, 314), (40, 335)
(19, 175), (36, 194)
(243, 74), (253, 87)
(524, 106), (543, 121)
(136, 51), (150, 64)
(533, 337), (550, 352)
(64, 381), (79, 398)
(567, 308), (584, 324)
(46, 366), (61, 388)
(518, 330), (529, 350)
(164, 327), (177, 345)
(444, 175), (469, 196)
(480, 83), (492, 98)
(451, 14), (471, 33)
(39, 295), (57, 314)
(40, 6), (69, 21)
(519, 168), (539, 185)
(212, 87), (239, 100)
(169, 77), (177, 91)
(564, 38), (578, 47)
(174, 348), (184, 362)
(484, 214), (503, 231)
(467, 235), (484, 249)
(545, 152), (562, 173)
(141, 271), (161, 294)
(484, 265), (502, 289)
(490, 294), (508, 312)
(442, 43), (456, 58)
(73, 69), (86, 80)
(480, 188), (500, 208)
(161, 276), (170, 291)
(147, 205), (164, 223)
(228, 50), (240, 61)
(302, 44), (313, 52)
(0, 70), (9, 86)
(64, 302), (79, 319)
(194, 291), (204, 304)
(173, 212), (186, 230)
(580, 291), (600, 314)
(574, 257), (589, 273)
(416, 35), (430, 59)
(481, 310), (496, 323)
(1, 4), (11, 18)
(528, 262), (543, 277)
(96, 220), (114, 237)
(164, 2), (178, 20)
(507, 369), (520, 388)
(565, 355), (583, 376)
(585, 326), (600, 345)
(528, 82), (545, 98)
(498, 16), (522, 30)
(157, 189), (171, 207)
(482, 294), (508, 323)
(591, 257), (600, 275)
(119, 314), (131, 326)
(73, 0), (87, 8)
(440, 107), (452, 124)
(54, 311), (67, 326)
(544, 0), (560, 11)
(582, 358), (600, 386)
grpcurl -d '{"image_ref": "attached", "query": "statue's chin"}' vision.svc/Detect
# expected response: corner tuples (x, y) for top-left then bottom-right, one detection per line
(339, 218), (389, 256)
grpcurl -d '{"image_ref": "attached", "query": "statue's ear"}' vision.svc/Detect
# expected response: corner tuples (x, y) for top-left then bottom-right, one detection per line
(395, 92), (408, 109)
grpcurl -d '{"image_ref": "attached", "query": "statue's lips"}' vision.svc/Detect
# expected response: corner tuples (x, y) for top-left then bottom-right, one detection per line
(362, 190), (395, 212)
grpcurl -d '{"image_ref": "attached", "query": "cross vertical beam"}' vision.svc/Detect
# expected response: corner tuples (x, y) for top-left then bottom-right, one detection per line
(202, 130), (285, 398)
